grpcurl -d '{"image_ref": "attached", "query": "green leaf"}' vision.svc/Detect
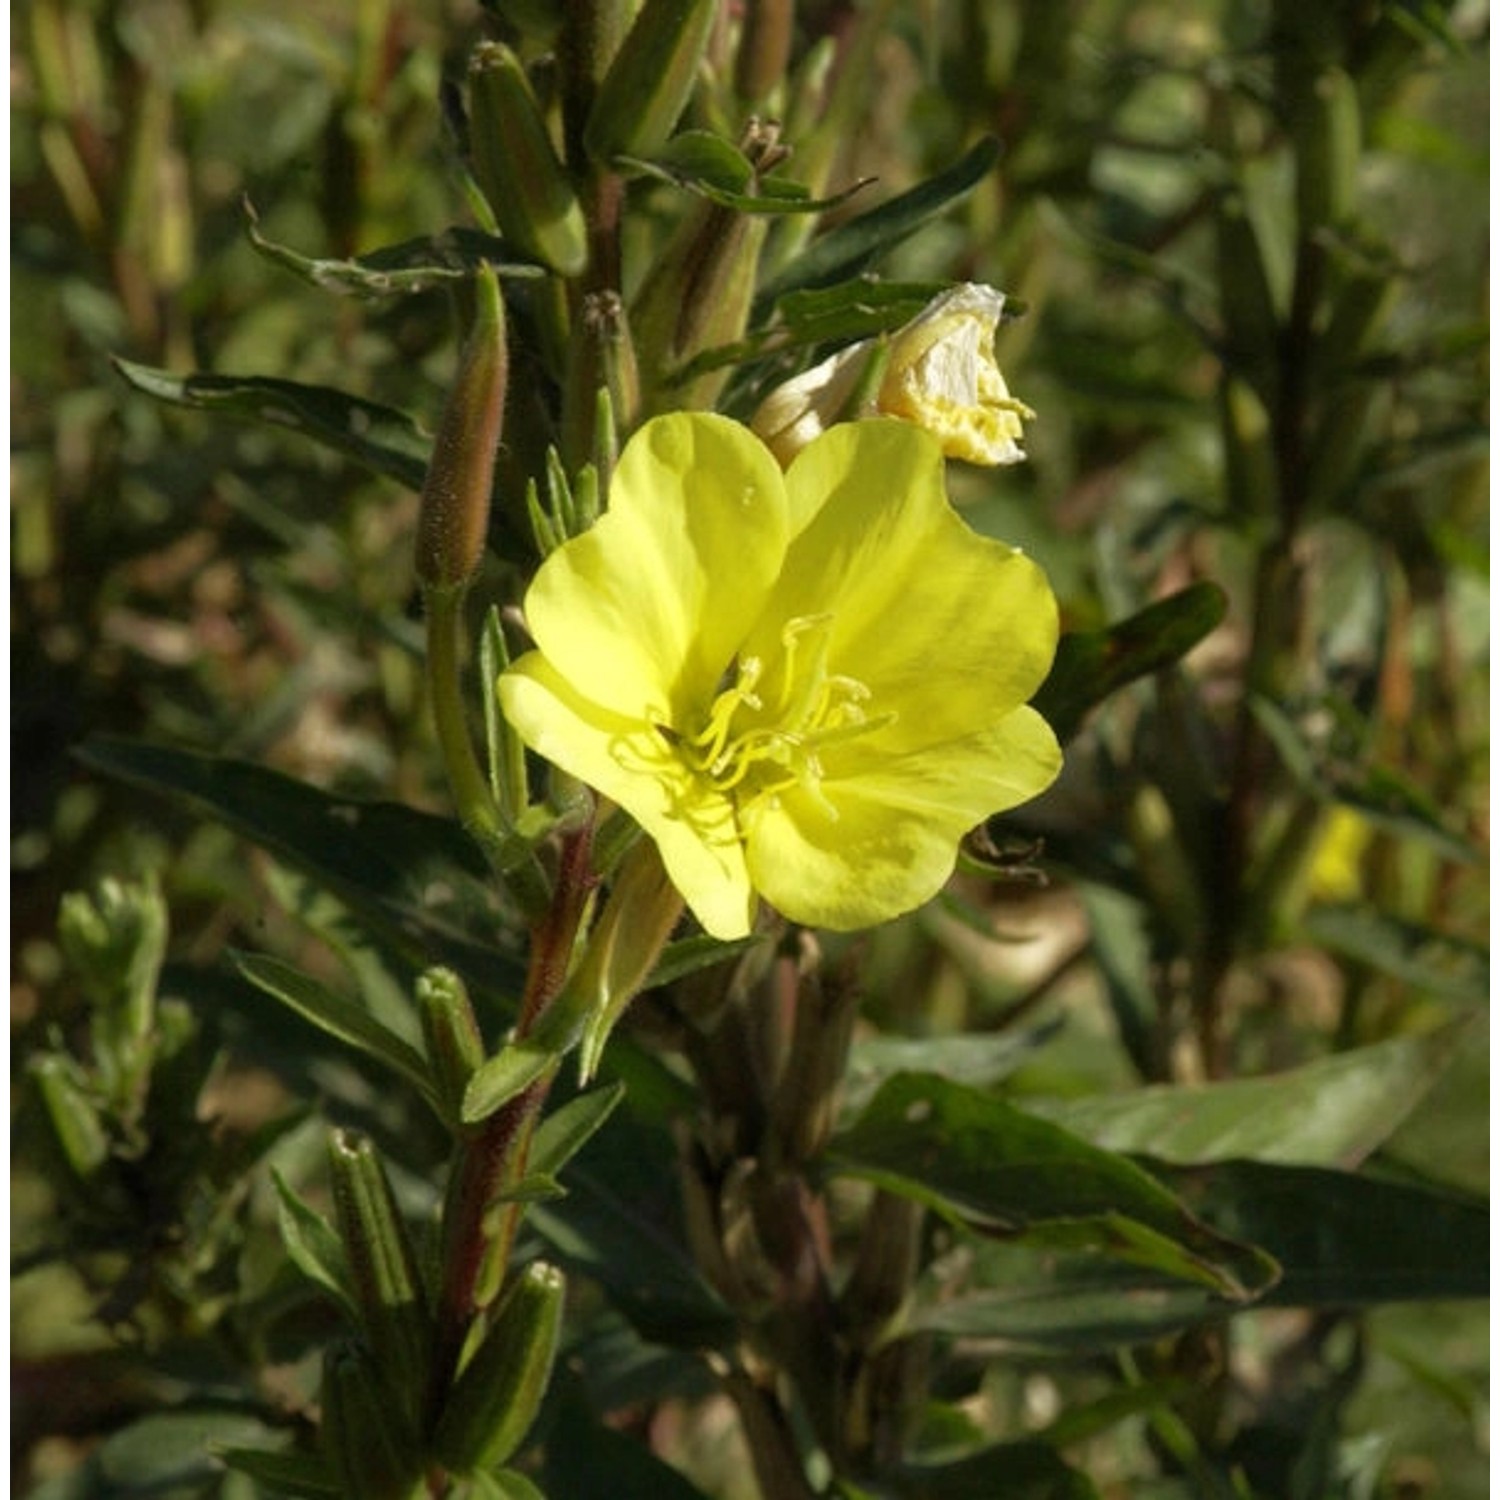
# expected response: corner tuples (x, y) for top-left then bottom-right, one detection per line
(1033, 584), (1229, 743)
(542, 1388), (715, 1500)
(528, 1110), (734, 1347)
(841, 1023), (1061, 1118)
(1029, 1017), (1474, 1168)
(619, 130), (872, 214)
(216, 1445), (343, 1499)
(74, 737), (525, 999)
(645, 933), (763, 989)
(1158, 1160), (1488, 1305)
(112, 358), (432, 492)
(463, 1043), (558, 1125)
(271, 1168), (355, 1315)
(777, 277), (953, 342)
(827, 1073), (1277, 1301)
(755, 136), (1002, 311)
(1301, 903), (1489, 1002)
(909, 1246), (1225, 1354)
(897, 1441), (1099, 1499)
(237, 953), (442, 1114)
(530, 1082), (626, 1178)
(245, 200), (542, 296)
(97, 1411), (277, 1486)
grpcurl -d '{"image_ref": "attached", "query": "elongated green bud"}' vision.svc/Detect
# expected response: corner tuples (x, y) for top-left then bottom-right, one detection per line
(584, 0), (717, 164)
(1215, 191), (1280, 396)
(415, 263), (507, 592)
(321, 1339), (424, 1500)
(735, 0), (794, 105)
(432, 1260), (566, 1474)
(1295, 65), (1361, 232)
(469, 43), (588, 278)
(28, 1055), (110, 1195)
(418, 968), (487, 1126)
(561, 290), (639, 472)
(327, 1131), (433, 1426)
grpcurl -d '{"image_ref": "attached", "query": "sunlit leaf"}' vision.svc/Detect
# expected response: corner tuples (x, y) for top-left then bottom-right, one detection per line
(827, 1073), (1278, 1301)
(1030, 1016), (1474, 1168)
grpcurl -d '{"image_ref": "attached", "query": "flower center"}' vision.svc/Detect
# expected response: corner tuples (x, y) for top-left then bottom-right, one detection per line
(676, 614), (894, 819)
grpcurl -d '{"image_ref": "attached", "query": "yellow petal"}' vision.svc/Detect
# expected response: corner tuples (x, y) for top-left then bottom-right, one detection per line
(499, 652), (756, 939)
(742, 707), (1059, 930)
(522, 413), (789, 723)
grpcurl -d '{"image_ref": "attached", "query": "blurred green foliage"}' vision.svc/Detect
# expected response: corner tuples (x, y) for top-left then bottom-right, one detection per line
(12, 1), (1487, 1497)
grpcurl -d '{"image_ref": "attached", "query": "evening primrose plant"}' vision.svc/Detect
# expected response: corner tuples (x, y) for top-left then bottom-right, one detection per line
(30, 2), (1486, 1497)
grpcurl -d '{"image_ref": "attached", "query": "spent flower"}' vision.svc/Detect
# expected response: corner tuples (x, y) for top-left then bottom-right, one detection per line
(752, 283), (1034, 467)
(499, 413), (1061, 939)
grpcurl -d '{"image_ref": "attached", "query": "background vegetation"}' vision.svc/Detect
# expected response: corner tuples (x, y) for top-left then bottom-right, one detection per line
(12, 0), (1489, 1496)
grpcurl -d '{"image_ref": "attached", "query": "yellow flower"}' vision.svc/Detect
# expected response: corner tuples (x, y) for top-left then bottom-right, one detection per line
(751, 284), (1035, 467)
(499, 413), (1061, 939)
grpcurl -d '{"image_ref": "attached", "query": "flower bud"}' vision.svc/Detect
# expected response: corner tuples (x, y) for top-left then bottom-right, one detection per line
(417, 968), (487, 1126)
(584, 0), (717, 165)
(431, 1260), (566, 1474)
(320, 1339), (424, 1500)
(468, 42), (588, 278)
(752, 284), (1034, 466)
(415, 264), (507, 592)
(327, 1131), (433, 1427)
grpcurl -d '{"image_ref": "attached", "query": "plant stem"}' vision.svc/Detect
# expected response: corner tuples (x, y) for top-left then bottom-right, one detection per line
(426, 825), (596, 1422)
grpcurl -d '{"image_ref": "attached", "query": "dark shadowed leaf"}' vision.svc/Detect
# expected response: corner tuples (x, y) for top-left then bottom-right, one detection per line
(528, 1108), (734, 1348)
(1158, 1160), (1489, 1306)
(1033, 584), (1228, 743)
(542, 1387), (714, 1500)
(235, 952), (440, 1114)
(897, 1441), (1099, 1499)
(827, 1073), (1277, 1300)
(75, 737), (526, 1000)
(755, 137), (1002, 310)
(113, 358), (433, 492)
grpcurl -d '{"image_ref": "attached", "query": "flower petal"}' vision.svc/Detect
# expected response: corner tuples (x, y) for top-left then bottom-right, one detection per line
(742, 706), (1060, 930)
(523, 413), (789, 722)
(761, 421), (1059, 750)
(499, 653), (756, 940)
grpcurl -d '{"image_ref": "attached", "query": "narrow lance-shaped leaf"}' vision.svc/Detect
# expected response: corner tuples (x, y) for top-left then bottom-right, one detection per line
(74, 737), (526, 998)
(827, 1072), (1278, 1301)
(754, 136), (1001, 312)
(1029, 1014), (1477, 1169)
(112, 359), (432, 492)
(244, 199), (541, 296)
(234, 952), (442, 1117)
(1033, 583), (1229, 744)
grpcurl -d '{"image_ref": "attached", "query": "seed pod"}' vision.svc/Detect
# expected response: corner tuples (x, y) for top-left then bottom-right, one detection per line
(320, 1340), (424, 1500)
(415, 263), (507, 592)
(327, 1131), (433, 1427)
(469, 42), (588, 278)
(431, 1260), (566, 1474)
(584, 0), (717, 165)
